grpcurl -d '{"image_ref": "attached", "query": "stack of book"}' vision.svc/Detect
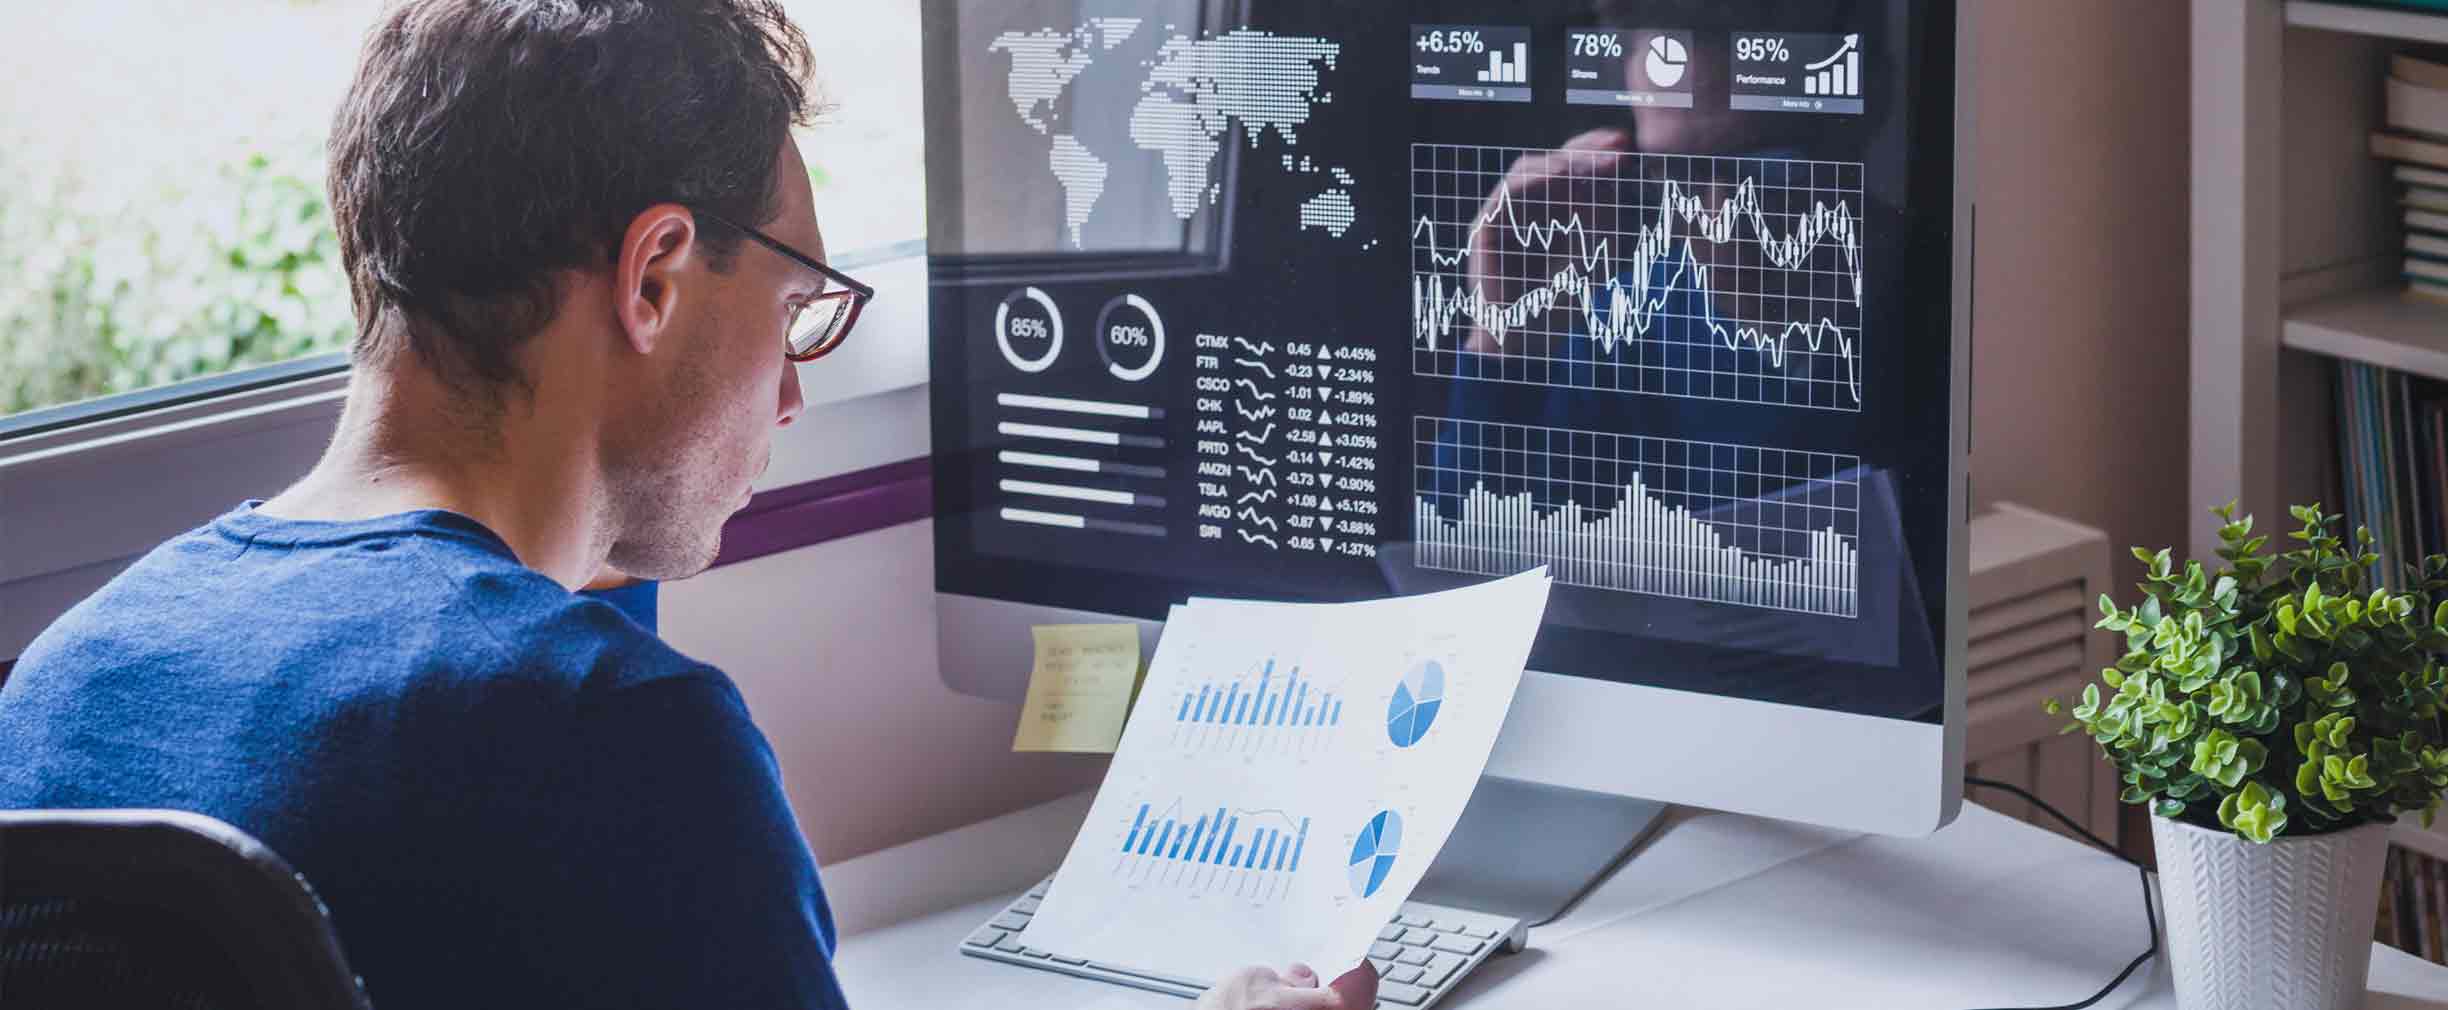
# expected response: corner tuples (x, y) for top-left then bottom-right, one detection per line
(2372, 52), (2448, 302)
(2331, 362), (2448, 593)
(2384, 846), (2448, 964)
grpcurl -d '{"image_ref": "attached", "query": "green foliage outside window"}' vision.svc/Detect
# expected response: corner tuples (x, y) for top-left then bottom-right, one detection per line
(0, 141), (354, 418)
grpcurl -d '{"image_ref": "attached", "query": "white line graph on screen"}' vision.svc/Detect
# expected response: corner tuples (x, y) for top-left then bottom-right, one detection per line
(1411, 143), (1865, 411)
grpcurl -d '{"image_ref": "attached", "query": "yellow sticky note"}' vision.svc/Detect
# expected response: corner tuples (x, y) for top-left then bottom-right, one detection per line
(1013, 624), (1144, 753)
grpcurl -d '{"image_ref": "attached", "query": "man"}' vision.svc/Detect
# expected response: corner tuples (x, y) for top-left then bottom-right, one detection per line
(0, 3), (1370, 1008)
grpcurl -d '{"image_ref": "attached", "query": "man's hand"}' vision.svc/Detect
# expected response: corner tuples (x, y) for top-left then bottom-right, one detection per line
(1194, 962), (1378, 1010)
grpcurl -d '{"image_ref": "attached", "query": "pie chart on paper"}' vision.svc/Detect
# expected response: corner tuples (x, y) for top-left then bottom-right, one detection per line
(1386, 659), (1445, 749)
(1644, 34), (1689, 89)
(1347, 810), (1403, 898)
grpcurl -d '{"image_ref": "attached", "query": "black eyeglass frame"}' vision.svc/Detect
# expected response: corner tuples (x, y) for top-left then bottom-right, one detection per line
(694, 207), (876, 362)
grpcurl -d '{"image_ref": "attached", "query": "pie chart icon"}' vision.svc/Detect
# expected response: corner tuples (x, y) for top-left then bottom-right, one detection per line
(1348, 810), (1403, 898)
(1386, 659), (1445, 749)
(1644, 34), (1689, 89)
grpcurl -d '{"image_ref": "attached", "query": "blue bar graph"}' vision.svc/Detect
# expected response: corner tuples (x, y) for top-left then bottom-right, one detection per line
(1169, 658), (1344, 736)
(1125, 804), (1149, 852)
(1118, 802), (1311, 891)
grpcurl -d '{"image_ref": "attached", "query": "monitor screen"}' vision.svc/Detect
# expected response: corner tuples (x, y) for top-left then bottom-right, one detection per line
(924, 0), (1957, 723)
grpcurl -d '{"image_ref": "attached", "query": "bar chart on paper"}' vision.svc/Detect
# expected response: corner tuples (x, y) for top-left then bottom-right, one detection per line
(1115, 799), (1314, 901)
(1170, 657), (1346, 754)
(1413, 416), (1861, 617)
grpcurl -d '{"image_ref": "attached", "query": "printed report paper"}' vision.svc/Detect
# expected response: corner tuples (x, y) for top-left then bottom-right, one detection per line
(1017, 569), (1553, 981)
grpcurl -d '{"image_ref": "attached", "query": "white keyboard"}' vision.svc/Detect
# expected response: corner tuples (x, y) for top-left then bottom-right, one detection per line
(958, 875), (1526, 1009)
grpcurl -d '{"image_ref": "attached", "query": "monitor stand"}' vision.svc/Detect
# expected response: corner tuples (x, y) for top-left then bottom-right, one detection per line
(1411, 777), (1669, 926)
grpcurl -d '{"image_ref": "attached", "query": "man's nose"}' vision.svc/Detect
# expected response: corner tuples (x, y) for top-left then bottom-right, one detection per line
(777, 359), (805, 427)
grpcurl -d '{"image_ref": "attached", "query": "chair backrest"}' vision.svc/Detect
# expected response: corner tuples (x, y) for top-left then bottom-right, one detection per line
(0, 809), (369, 1010)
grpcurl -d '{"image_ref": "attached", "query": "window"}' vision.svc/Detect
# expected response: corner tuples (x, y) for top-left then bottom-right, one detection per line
(0, 0), (923, 425)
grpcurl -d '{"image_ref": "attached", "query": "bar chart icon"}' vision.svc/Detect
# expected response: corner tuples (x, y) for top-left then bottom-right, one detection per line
(1802, 34), (1861, 98)
(1171, 657), (1345, 753)
(1474, 41), (1527, 84)
(1116, 800), (1312, 899)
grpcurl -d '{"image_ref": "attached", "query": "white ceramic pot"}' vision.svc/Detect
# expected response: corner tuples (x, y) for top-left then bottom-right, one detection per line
(2151, 814), (2391, 1010)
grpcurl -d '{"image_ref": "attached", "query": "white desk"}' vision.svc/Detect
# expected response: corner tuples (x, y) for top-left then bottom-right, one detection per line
(821, 792), (2448, 1009)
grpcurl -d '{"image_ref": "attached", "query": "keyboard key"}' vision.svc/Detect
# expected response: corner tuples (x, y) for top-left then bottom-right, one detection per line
(1394, 911), (1432, 927)
(1399, 927), (1441, 945)
(993, 936), (1027, 954)
(990, 913), (1031, 931)
(1027, 881), (1050, 898)
(1011, 897), (1042, 914)
(1377, 981), (1432, 1006)
(1050, 955), (1088, 966)
(1369, 959), (1394, 976)
(1377, 923), (1406, 942)
(1418, 955), (1463, 988)
(1395, 948), (1434, 966)
(963, 928), (1005, 948)
(1457, 923), (1500, 940)
(1384, 965), (1425, 984)
(1429, 921), (1467, 933)
(1369, 942), (1404, 961)
(1020, 947), (1053, 959)
(1429, 935), (1484, 956)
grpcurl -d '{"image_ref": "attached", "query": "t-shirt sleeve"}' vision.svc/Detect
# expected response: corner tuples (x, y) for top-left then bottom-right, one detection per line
(509, 671), (849, 1009)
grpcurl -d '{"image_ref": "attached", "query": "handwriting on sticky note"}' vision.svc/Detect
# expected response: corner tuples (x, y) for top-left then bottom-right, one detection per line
(1013, 624), (1143, 753)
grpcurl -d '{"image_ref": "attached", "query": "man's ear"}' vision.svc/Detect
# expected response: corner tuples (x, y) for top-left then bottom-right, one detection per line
(613, 204), (700, 356)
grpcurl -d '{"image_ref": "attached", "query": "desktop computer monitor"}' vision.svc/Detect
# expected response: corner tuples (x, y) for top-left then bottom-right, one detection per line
(922, 0), (1968, 909)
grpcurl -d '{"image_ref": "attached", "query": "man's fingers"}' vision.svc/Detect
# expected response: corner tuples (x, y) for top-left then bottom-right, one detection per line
(1283, 962), (1320, 986)
(1192, 966), (1280, 1010)
(1266, 986), (1354, 1010)
(1329, 962), (1381, 1009)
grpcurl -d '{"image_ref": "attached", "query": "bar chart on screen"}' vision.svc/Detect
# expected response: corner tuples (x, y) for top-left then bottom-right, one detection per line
(1413, 416), (1862, 617)
(1168, 656), (1347, 755)
(1112, 799), (1315, 902)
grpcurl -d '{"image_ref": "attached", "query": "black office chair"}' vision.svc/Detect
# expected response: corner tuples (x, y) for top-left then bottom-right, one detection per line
(0, 809), (370, 1009)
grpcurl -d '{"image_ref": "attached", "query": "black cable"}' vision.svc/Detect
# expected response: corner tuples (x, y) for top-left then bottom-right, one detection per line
(1957, 777), (2160, 1010)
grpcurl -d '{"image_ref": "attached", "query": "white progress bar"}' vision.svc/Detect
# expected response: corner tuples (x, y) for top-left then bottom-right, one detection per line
(996, 393), (1163, 419)
(1000, 479), (1165, 508)
(999, 451), (1166, 479)
(1000, 508), (1166, 537)
(998, 422), (1164, 449)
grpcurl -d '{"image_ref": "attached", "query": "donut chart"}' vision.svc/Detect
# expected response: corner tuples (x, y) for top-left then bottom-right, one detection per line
(1094, 293), (1166, 382)
(995, 286), (1064, 373)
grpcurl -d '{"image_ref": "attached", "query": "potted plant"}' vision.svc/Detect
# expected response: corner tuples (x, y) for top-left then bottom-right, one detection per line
(2055, 503), (2448, 1010)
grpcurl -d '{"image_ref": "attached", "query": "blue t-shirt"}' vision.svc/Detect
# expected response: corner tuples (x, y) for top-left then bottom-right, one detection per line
(0, 504), (849, 1010)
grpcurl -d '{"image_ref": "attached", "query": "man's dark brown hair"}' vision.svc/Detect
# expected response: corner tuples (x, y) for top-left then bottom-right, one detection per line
(326, 0), (820, 392)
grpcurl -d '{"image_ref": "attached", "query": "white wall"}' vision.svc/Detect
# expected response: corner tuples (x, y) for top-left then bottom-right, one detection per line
(659, 520), (1108, 864)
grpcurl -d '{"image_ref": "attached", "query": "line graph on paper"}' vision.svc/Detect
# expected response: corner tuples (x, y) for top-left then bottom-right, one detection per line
(1413, 417), (1861, 617)
(1410, 144), (1865, 411)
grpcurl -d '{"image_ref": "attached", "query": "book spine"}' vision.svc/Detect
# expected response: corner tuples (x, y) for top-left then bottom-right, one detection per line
(2382, 848), (2401, 951)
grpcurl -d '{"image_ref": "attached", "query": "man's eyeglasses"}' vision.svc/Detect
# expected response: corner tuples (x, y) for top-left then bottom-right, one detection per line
(696, 208), (875, 362)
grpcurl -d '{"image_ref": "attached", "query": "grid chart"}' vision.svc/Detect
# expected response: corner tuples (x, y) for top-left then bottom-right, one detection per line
(1410, 143), (1866, 412)
(1413, 417), (1862, 617)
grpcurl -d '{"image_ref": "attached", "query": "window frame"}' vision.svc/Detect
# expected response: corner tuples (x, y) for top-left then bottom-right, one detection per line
(0, 239), (927, 661)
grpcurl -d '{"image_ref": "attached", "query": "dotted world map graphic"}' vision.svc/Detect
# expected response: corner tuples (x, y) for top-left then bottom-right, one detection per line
(989, 18), (1365, 248)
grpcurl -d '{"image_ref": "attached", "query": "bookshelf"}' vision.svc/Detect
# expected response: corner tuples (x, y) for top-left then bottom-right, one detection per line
(2194, 0), (2448, 869)
(2285, 287), (2448, 380)
(2289, 1), (2448, 45)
